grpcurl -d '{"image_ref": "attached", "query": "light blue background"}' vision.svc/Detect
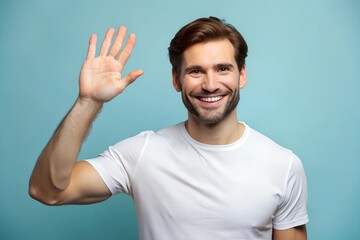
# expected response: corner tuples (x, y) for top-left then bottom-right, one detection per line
(0, 0), (359, 239)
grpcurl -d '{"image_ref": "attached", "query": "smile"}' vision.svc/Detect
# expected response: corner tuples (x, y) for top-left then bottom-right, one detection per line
(199, 96), (223, 102)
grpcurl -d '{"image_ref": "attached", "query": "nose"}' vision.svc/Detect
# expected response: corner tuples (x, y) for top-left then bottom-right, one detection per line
(202, 72), (219, 93)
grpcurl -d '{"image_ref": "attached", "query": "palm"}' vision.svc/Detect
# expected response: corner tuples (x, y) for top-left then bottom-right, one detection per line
(80, 56), (124, 102)
(79, 27), (143, 103)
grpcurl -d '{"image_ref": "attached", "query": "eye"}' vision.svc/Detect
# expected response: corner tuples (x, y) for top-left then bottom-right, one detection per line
(188, 69), (203, 77)
(218, 67), (229, 72)
(190, 69), (201, 74)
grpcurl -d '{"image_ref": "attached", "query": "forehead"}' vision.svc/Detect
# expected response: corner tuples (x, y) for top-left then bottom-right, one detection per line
(182, 39), (236, 67)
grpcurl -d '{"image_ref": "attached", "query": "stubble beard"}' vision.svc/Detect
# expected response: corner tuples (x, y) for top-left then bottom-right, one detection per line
(181, 88), (240, 125)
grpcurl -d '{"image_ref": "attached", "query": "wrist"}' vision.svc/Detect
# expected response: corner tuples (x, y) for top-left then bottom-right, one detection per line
(76, 97), (103, 112)
(72, 97), (103, 122)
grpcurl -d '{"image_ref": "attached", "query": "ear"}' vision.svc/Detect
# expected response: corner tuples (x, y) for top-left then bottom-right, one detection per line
(239, 65), (247, 89)
(172, 69), (181, 92)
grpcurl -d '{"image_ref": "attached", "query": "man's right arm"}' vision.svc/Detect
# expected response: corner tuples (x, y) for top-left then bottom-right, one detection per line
(29, 26), (143, 205)
(29, 98), (111, 205)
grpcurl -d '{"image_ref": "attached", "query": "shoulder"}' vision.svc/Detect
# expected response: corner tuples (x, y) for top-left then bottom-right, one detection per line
(246, 125), (294, 156)
(112, 123), (184, 149)
(110, 130), (155, 150)
(149, 122), (185, 144)
(244, 124), (304, 172)
(155, 122), (184, 137)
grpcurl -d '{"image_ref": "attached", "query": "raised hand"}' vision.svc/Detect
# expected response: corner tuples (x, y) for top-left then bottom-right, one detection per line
(79, 26), (143, 103)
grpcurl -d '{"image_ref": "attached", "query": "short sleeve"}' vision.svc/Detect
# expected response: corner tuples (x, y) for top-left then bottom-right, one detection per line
(85, 130), (153, 195)
(273, 154), (309, 230)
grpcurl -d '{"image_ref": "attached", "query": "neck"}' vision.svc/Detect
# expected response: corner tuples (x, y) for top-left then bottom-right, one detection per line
(185, 110), (245, 145)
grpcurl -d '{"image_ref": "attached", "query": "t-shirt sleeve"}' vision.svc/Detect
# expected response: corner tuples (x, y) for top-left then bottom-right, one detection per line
(85, 130), (153, 195)
(273, 154), (309, 230)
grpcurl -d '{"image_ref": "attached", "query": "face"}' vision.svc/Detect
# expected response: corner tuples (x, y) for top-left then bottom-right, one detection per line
(173, 39), (246, 125)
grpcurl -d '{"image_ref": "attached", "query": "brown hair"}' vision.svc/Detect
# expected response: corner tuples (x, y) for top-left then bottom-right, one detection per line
(168, 16), (248, 78)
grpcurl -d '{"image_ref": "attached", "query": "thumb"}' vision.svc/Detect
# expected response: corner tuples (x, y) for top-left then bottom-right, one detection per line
(122, 69), (144, 87)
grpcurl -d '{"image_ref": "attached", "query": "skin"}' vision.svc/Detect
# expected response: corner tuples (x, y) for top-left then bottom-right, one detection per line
(29, 26), (306, 239)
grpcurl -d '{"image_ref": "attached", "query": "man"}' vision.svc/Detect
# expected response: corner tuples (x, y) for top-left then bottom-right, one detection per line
(29, 17), (308, 239)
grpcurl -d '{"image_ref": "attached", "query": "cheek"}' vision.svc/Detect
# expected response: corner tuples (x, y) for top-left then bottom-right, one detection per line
(181, 77), (203, 91)
(219, 76), (239, 90)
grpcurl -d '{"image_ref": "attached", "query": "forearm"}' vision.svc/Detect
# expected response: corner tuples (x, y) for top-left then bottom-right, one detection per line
(29, 98), (102, 199)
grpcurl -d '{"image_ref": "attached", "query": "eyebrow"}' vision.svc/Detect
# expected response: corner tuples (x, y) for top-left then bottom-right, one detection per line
(215, 63), (235, 69)
(184, 65), (203, 73)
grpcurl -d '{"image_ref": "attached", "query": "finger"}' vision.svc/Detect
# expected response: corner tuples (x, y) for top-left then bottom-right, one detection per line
(120, 69), (144, 89)
(86, 34), (97, 59)
(109, 26), (127, 58)
(118, 33), (136, 69)
(99, 28), (115, 56)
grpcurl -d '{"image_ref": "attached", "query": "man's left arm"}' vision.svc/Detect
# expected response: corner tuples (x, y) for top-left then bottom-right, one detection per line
(273, 153), (308, 239)
(273, 225), (307, 240)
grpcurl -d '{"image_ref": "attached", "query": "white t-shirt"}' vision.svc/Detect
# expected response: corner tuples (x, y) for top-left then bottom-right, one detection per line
(86, 122), (308, 240)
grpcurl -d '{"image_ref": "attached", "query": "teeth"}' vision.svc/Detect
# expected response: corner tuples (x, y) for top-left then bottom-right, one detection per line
(200, 96), (223, 102)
